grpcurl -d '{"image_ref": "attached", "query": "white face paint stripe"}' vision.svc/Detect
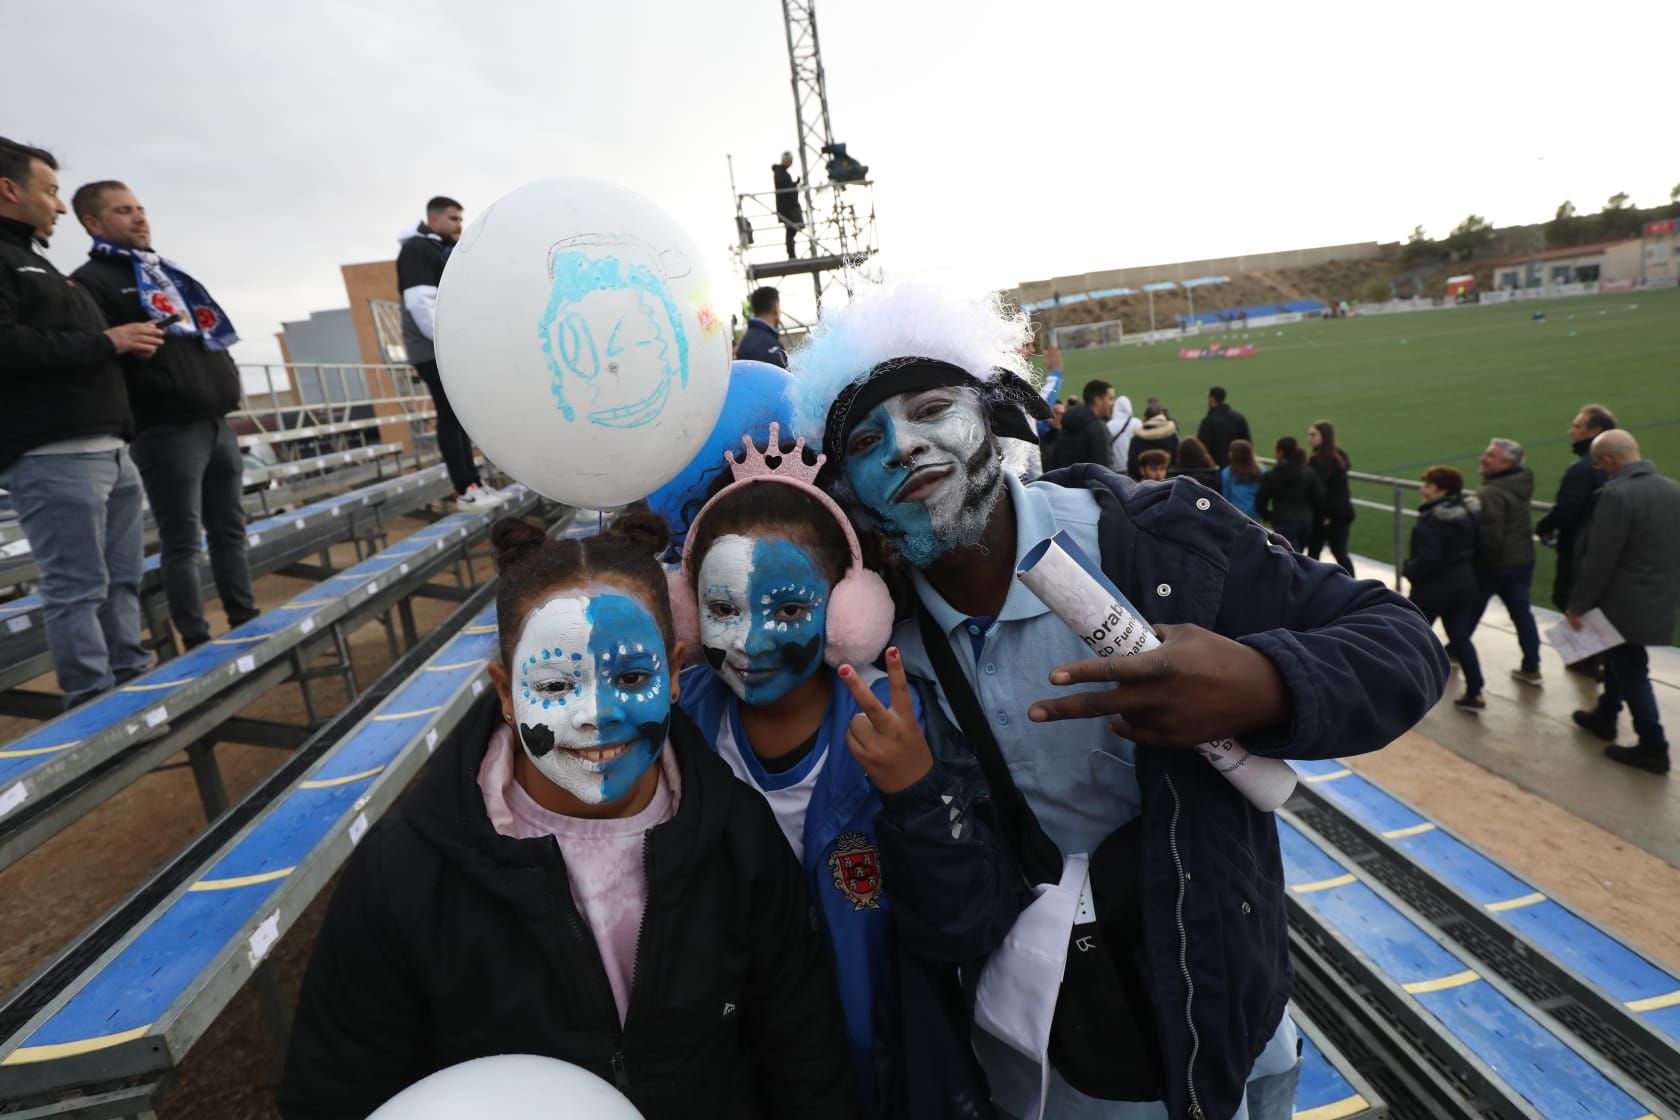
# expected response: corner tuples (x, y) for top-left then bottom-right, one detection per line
(698, 534), (756, 697)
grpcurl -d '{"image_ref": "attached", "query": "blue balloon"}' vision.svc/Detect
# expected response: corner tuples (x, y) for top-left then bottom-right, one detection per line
(648, 360), (796, 546)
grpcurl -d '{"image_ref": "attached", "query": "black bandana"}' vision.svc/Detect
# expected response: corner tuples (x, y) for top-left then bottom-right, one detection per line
(821, 357), (1052, 466)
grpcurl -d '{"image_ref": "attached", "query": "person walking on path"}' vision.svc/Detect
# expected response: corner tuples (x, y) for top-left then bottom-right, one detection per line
(1404, 466), (1487, 712)
(1256, 436), (1322, 552)
(773, 152), (803, 260)
(1537, 404), (1615, 611)
(1567, 430), (1679, 775)
(1307, 420), (1356, 576)
(71, 180), (259, 650)
(0, 138), (160, 709)
(398, 195), (501, 511)
(1043, 379), (1114, 471)
(1473, 438), (1542, 684)
(1124, 404), (1179, 479)
(1196, 385), (1251, 467)
(1221, 438), (1263, 519)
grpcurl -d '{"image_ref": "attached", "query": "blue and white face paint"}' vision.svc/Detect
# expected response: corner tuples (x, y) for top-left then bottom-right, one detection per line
(512, 589), (670, 805)
(698, 534), (830, 705)
(842, 387), (1002, 567)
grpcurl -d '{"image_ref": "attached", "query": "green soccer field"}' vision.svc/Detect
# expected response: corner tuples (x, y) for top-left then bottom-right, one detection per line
(1053, 286), (1680, 619)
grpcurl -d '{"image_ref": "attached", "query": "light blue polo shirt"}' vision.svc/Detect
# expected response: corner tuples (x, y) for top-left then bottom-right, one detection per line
(891, 471), (1296, 1120)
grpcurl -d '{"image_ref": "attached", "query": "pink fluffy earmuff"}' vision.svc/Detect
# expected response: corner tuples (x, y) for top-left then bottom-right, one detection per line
(672, 422), (895, 668)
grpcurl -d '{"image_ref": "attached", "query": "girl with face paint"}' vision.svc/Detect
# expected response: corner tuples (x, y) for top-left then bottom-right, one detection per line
(280, 514), (858, 1120)
(675, 438), (1014, 1118)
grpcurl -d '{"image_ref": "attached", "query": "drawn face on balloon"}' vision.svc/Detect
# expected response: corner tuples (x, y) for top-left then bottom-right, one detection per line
(537, 237), (691, 431)
(511, 588), (670, 805)
(698, 534), (830, 705)
(842, 387), (1003, 567)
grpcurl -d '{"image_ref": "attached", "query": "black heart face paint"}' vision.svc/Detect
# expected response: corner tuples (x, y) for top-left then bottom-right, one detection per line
(697, 534), (832, 705)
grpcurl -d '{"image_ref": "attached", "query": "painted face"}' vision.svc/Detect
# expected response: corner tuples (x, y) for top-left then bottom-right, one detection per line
(842, 387), (1003, 567)
(698, 534), (830, 704)
(511, 589), (670, 805)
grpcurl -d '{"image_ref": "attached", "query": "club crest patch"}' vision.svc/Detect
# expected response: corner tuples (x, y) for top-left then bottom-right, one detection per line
(827, 830), (882, 911)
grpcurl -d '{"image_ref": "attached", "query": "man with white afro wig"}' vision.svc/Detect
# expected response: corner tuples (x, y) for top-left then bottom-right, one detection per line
(794, 278), (1449, 1119)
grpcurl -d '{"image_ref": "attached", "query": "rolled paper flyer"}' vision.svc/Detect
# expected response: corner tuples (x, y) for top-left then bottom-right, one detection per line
(1016, 531), (1299, 812)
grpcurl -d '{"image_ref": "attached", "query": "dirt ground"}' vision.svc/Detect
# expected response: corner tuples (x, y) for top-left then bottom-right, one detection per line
(0, 522), (495, 1120)
(3, 535), (1678, 1118)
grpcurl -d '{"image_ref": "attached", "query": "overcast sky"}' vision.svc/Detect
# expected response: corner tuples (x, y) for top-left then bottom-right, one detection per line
(10, 0), (1675, 363)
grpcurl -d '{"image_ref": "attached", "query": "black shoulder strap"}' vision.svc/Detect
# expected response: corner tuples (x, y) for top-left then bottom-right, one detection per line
(916, 607), (1063, 885)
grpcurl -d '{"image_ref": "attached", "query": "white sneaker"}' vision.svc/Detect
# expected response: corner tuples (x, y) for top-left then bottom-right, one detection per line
(457, 485), (503, 511)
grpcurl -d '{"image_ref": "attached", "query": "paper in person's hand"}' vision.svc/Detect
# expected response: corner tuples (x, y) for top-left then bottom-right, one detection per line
(1545, 609), (1623, 665)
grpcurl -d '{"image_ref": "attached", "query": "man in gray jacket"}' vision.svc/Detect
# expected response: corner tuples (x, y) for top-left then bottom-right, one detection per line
(1475, 438), (1542, 682)
(1568, 430), (1680, 774)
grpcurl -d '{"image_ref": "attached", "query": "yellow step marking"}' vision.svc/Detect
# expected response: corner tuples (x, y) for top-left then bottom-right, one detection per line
(1294, 1093), (1371, 1120)
(464, 624), (497, 634)
(1403, 969), (1480, 994)
(1383, 822), (1437, 839)
(425, 660), (483, 673)
(2, 1024), (152, 1065)
(118, 680), (184, 693)
(1486, 891), (1547, 913)
(372, 705), (443, 722)
(1291, 873), (1356, 894)
(211, 633), (268, 645)
(1304, 768), (1352, 783)
(300, 766), (384, 789)
(0, 741), (78, 759)
(1626, 989), (1680, 1013)
(188, 867), (295, 892)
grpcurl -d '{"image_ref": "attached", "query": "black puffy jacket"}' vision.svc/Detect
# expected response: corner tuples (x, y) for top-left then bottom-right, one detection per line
(1309, 452), (1355, 522)
(71, 251), (241, 430)
(278, 696), (856, 1120)
(0, 217), (131, 471)
(1404, 493), (1480, 616)
(1045, 404), (1112, 471)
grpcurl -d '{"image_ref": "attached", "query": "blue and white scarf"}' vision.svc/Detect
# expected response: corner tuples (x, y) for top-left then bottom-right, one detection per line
(90, 237), (239, 352)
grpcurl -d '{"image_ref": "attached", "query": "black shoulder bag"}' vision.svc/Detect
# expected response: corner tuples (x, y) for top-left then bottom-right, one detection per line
(916, 608), (1162, 1100)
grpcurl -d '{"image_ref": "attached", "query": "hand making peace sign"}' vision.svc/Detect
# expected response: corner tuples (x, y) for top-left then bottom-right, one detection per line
(836, 648), (934, 795)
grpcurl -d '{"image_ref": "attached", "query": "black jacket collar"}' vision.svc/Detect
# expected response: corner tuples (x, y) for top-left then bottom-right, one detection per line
(0, 216), (41, 249)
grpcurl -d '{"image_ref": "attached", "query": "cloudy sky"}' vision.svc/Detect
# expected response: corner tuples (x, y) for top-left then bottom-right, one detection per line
(11, 0), (1675, 363)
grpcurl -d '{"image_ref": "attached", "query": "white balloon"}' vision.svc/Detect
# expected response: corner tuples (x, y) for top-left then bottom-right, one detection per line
(369, 1054), (645, 1119)
(435, 178), (730, 507)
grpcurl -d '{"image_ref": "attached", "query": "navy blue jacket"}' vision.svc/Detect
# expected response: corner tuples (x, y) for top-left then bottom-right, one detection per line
(1535, 438), (1607, 609)
(735, 318), (788, 368)
(916, 466), (1447, 1120)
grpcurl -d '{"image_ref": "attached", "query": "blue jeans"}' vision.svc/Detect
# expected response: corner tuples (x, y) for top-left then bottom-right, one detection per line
(1477, 564), (1541, 672)
(1595, 644), (1668, 749)
(0, 449), (151, 708)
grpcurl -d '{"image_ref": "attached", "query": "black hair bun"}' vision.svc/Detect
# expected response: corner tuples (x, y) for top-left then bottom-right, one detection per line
(608, 507), (671, 554)
(490, 516), (547, 572)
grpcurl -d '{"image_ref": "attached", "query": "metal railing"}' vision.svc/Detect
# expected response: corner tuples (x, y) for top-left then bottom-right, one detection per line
(233, 363), (436, 464)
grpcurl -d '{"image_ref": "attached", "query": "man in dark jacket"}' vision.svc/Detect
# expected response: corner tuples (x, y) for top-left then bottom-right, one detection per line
(735, 286), (788, 368)
(0, 138), (160, 708)
(1473, 438), (1541, 683)
(797, 292), (1447, 1120)
(398, 196), (500, 511)
(71, 180), (258, 649)
(1567, 430), (1679, 775)
(1537, 403), (1615, 611)
(1196, 386), (1251, 467)
(1043, 378), (1114, 471)
(772, 152), (803, 260)
(279, 695), (857, 1119)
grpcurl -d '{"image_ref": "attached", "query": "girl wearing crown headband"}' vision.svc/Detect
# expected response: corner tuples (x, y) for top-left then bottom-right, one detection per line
(280, 513), (857, 1120)
(673, 423), (1022, 1119)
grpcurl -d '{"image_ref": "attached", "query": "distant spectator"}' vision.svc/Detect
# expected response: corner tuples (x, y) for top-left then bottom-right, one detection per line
(1107, 392), (1141, 469)
(1125, 404), (1180, 479)
(1404, 466), (1486, 712)
(1567, 431), (1679, 775)
(1167, 437), (1221, 489)
(772, 152), (803, 260)
(1536, 403), (1616, 612)
(736, 286), (788, 368)
(399, 195), (501, 511)
(1307, 420), (1356, 576)
(1221, 438), (1263, 519)
(0, 137), (159, 708)
(1044, 378), (1114, 471)
(1473, 438), (1541, 684)
(71, 180), (259, 650)
(1256, 436), (1322, 552)
(1136, 448), (1171, 481)
(1197, 385), (1252, 467)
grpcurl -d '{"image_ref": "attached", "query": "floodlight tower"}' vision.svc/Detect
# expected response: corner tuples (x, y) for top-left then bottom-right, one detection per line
(730, 0), (878, 331)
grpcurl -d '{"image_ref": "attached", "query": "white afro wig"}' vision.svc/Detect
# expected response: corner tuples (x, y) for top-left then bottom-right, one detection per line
(790, 276), (1039, 447)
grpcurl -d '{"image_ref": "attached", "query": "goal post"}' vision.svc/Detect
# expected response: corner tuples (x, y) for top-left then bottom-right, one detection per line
(1051, 318), (1125, 350)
